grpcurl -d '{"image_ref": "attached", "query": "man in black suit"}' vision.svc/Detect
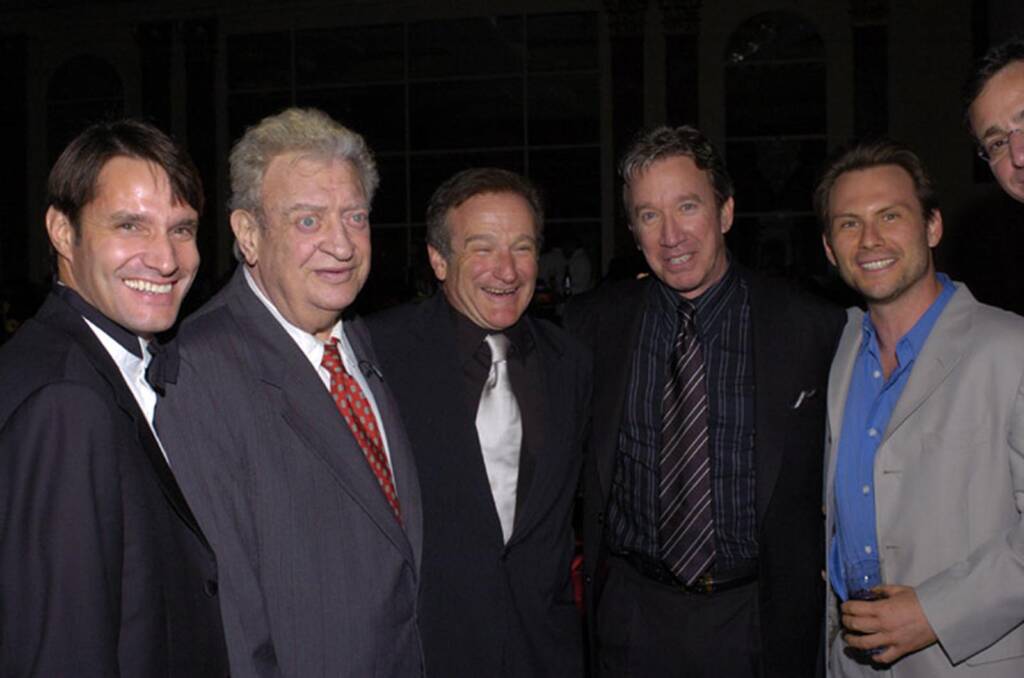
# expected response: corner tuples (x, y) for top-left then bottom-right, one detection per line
(0, 120), (227, 676)
(154, 108), (424, 677)
(367, 168), (591, 677)
(564, 126), (844, 678)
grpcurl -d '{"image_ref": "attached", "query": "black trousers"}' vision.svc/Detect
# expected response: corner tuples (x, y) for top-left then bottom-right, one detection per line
(596, 556), (762, 678)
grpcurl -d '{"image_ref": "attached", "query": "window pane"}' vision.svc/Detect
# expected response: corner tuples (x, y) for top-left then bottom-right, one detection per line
(528, 147), (600, 219)
(227, 32), (291, 90)
(410, 78), (523, 149)
(409, 150), (524, 216)
(228, 91), (293, 143)
(410, 16), (523, 77)
(528, 73), (599, 145)
(370, 153), (407, 225)
(726, 139), (826, 212)
(527, 12), (598, 72)
(725, 63), (825, 136)
(295, 24), (404, 85)
(724, 11), (824, 64)
(298, 85), (405, 151)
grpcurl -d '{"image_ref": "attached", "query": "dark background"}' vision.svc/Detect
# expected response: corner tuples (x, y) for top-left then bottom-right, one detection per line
(1, 0), (1022, 337)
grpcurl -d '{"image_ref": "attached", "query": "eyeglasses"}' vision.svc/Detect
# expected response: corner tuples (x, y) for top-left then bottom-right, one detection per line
(977, 127), (1024, 163)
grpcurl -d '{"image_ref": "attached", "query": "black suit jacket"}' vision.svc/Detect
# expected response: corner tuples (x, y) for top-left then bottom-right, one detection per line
(367, 293), (592, 678)
(564, 269), (844, 678)
(155, 268), (424, 677)
(0, 291), (227, 677)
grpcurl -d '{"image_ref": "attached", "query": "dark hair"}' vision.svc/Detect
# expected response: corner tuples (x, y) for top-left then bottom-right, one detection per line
(425, 167), (544, 258)
(47, 118), (204, 232)
(962, 34), (1024, 134)
(619, 125), (734, 213)
(813, 138), (939, 233)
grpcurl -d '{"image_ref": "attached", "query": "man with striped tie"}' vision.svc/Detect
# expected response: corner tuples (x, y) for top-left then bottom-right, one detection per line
(565, 125), (844, 678)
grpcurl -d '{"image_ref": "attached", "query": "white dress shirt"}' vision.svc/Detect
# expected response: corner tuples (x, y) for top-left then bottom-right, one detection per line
(243, 268), (396, 475)
(82, 318), (169, 463)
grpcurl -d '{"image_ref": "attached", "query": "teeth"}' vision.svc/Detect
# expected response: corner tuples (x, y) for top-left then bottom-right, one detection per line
(861, 259), (894, 271)
(669, 254), (693, 264)
(483, 288), (516, 296)
(124, 279), (172, 294)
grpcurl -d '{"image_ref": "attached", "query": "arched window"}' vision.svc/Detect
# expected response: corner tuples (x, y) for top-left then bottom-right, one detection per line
(723, 12), (826, 282)
(47, 55), (124, 163)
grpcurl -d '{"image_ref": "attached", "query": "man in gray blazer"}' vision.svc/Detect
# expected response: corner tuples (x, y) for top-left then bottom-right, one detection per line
(817, 139), (1024, 676)
(154, 108), (424, 677)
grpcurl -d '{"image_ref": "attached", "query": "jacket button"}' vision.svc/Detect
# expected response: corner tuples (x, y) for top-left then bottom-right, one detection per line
(204, 579), (218, 597)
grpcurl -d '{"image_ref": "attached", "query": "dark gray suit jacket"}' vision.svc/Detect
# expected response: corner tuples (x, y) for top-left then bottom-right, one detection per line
(565, 269), (844, 678)
(367, 292), (591, 677)
(0, 289), (227, 677)
(155, 268), (424, 677)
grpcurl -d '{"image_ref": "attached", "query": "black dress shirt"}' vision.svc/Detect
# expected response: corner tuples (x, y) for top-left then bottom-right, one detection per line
(607, 264), (757, 574)
(449, 300), (543, 517)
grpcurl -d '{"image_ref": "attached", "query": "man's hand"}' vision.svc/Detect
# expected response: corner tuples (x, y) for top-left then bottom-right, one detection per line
(840, 585), (938, 664)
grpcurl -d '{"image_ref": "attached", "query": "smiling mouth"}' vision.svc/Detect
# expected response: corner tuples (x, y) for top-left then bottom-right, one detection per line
(124, 279), (172, 294)
(667, 253), (695, 265)
(859, 258), (896, 271)
(482, 286), (518, 297)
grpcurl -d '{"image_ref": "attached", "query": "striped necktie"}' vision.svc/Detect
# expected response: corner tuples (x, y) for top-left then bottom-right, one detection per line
(658, 302), (715, 585)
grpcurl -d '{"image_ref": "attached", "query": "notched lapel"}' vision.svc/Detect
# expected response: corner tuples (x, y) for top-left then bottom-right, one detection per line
(883, 292), (971, 443)
(508, 321), (573, 545)
(45, 296), (211, 549)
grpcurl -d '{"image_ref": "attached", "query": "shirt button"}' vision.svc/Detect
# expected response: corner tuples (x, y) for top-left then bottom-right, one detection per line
(873, 370), (881, 379)
(864, 545), (873, 555)
(862, 485), (871, 495)
(868, 428), (878, 437)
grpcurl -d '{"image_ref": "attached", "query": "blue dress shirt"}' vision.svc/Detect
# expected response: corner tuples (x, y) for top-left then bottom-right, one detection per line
(830, 274), (955, 600)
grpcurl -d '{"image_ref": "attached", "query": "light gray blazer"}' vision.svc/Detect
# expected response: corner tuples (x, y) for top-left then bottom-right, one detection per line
(825, 283), (1024, 677)
(155, 269), (424, 677)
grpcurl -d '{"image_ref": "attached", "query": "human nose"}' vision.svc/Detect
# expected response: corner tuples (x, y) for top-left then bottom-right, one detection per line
(492, 249), (517, 282)
(321, 218), (355, 259)
(659, 213), (687, 248)
(859, 220), (883, 249)
(1009, 129), (1024, 167)
(143, 232), (180, 276)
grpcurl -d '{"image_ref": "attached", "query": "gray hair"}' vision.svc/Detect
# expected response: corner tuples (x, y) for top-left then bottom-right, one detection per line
(229, 107), (379, 214)
(619, 125), (734, 214)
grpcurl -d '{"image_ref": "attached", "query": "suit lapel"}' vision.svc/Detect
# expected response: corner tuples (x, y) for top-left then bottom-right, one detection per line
(748, 275), (791, 523)
(824, 309), (862, 523)
(347, 317), (424, 571)
(228, 275), (415, 566)
(411, 296), (508, 542)
(882, 285), (971, 443)
(508, 316), (568, 544)
(591, 280), (649, 501)
(39, 293), (210, 549)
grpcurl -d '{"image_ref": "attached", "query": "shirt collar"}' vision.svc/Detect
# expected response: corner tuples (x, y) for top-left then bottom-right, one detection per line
(54, 282), (146, 358)
(651, 259), (738, 328)
(860, 273), (956, 364)
(243, 266), (344, 362)
(443, 292), (533, 365)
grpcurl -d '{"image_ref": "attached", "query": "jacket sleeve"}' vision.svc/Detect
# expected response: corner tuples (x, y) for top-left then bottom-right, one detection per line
(1, 383), (125, 677)
(915, 371), (1024, 664)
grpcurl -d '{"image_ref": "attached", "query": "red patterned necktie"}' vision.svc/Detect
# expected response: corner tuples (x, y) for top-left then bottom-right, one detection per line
(321, 338), (401, 521)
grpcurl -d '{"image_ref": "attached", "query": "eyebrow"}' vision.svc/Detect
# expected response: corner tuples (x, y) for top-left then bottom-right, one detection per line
(980, 108), (1024, 139)
(831, 202), (910, 221)
(632, 192), (703, 213)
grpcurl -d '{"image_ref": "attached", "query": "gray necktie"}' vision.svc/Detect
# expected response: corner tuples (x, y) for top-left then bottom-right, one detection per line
(475, 333), (522, 543)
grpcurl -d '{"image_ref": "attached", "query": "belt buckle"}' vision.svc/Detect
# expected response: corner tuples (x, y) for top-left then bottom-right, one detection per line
(693, 572), (715, 594)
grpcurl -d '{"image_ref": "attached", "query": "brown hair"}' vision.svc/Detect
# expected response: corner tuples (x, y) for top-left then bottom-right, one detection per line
(425, 167), (544, 259)
(47, 118), (204, 232)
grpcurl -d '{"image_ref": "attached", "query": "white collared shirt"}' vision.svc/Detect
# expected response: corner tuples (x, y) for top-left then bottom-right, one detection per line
(82, 318), (169, 464)
(243, 268), (396, 475)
